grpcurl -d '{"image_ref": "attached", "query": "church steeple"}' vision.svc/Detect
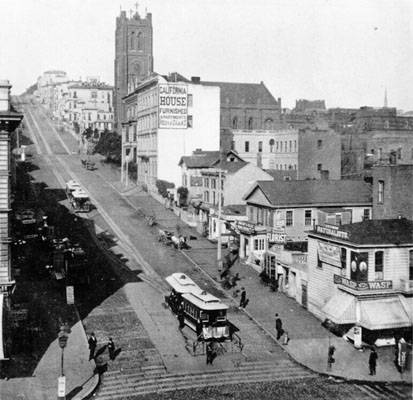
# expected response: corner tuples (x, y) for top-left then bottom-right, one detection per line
(384, 88), (388, 108)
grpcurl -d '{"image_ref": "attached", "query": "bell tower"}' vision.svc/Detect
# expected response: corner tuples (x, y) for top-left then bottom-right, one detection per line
(114, 7), (153, 130)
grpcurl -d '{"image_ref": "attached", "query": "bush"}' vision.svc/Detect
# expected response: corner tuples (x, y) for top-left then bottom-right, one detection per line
(156, 180), (175, 198)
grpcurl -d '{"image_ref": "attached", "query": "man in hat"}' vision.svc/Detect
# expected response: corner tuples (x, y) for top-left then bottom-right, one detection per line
(88, 332), (97, 360)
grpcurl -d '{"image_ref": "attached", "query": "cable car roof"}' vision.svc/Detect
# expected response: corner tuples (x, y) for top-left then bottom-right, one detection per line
(72, 189), (89, 199)
(66, 180), (81, 190)
(182, 290), (229, 311)
(165, 273), (200, 294)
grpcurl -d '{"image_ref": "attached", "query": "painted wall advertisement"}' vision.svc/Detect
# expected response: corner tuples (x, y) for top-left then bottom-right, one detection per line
(158, 84), (188, 129)
(317, 241), (341, 267)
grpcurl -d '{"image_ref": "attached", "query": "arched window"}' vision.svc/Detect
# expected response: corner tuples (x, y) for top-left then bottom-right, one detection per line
(248, 117), (253, 129)
(264, 118), (274, 130)
(130, 32), (136, 50)
(137, 32), (142, 50)
(269, 139), (275, 152)
(232, 117), (238, 129)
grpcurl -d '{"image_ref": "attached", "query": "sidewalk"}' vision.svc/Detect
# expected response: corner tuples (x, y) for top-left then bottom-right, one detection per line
(0, 319), (98, 400)
(111, 180), (412, 385)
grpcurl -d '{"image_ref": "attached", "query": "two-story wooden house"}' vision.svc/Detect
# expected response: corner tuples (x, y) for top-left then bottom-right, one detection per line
(240, 179), (372, 264)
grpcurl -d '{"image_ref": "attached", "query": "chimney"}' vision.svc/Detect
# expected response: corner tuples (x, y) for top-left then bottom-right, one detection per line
(191, 77), (200, 84)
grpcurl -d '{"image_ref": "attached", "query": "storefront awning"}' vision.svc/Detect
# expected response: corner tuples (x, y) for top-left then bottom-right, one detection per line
(0, 294), (4, 359)
(321, 290), (356, 325)
(360, 296), (411, 331)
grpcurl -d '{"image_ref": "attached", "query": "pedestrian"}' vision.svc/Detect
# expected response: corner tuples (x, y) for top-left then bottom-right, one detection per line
(107, 337), (115, 360)
(369, 347), (378, 375)
(239, 287), (246, 308)
(275, 314), (283, 340)
(283, 330), (290, 345)
(206, 342), (214, 365)
(88, 332), (97, 360)
(327, 345), (336, 371)
(230, 273), (240, 288)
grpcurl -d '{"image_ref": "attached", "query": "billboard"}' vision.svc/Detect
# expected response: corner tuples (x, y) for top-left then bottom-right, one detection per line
(158, 84), (188, 129)
(317, 241), (341, 267)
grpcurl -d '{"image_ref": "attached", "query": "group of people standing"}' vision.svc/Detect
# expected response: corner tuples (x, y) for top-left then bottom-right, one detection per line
(88, 333), (116, 362)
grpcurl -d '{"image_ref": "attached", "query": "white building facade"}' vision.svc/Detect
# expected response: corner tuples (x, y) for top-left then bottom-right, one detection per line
(122, 74), (220, 190)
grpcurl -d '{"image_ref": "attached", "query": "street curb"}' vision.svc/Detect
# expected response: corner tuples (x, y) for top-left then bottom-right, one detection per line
(138, 196), (413, 386)
(71, 373), (100, 400)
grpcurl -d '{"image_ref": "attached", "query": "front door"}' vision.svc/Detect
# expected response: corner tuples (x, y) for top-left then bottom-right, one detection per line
(301, 282), (308, 309)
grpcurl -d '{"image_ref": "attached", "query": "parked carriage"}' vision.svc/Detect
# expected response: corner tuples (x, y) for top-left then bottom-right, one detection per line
(165, 273), (239, 341)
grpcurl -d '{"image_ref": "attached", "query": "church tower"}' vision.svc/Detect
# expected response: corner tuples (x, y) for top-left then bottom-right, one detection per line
(114, 8), (153, 131)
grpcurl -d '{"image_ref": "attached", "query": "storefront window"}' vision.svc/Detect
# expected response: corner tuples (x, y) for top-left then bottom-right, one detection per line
(254, 238), (265, 251)
(375, 251), (383, 280)
(286, 210), (293, 226)
(410, 250), (413, 280)
(304, 210), (312, 226)
(341, 248), (347, 276)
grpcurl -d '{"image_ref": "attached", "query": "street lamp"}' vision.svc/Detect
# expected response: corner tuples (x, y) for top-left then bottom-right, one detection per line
(57, 323), (71, 400)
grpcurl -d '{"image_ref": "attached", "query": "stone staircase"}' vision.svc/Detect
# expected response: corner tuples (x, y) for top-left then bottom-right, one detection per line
(95, 359), (317, 399)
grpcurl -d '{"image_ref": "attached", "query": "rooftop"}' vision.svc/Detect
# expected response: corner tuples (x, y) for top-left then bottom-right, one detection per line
(311, 218), (413, 245)
(245, 179), (372, 206)
(179, 151), (220, 168)
(200, 81), (278, 106)
(264, 169), (297, 181)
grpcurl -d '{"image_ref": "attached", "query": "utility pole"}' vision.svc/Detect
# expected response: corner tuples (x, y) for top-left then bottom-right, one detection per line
(217, 168), (223, 272)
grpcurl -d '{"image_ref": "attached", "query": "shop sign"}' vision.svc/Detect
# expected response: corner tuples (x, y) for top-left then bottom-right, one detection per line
(235, 221), (256, 235)
(158, 84), (188, 129)
(315, 224), (349, 240)
(66, 286), (74, 305)
(267, 228), (286, 244)
(318, 241), (341, 268)
(333, 274), (392, 290)
(190, 176), (203, 187)
(58, 376), (66, 397)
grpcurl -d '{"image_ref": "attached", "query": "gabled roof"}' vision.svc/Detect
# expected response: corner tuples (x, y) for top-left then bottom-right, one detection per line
(200, 81), (278, 106)
(179, 151), (220, 168)
(264, 169), (297, 181)
(244, 180), (372, 207)
(211, 160), (247, 174)
(312, 218), (413, 245)
(178, 150), (243, 168)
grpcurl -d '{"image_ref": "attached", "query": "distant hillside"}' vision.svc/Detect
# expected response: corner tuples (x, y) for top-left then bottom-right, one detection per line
(23, 83), (37, 96)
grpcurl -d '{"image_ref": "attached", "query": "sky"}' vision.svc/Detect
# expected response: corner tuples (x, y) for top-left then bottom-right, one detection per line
(0, 0), (412, 110)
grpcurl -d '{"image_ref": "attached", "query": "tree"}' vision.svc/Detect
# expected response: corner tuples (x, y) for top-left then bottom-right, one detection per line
(177, 186), (189, 207)
(155, 179), (175, 198)
(94, 130), (121, 164)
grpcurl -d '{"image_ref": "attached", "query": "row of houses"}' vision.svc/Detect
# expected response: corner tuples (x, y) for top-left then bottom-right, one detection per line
(36, 71), (114, 134)
(177, 147), (413, 344)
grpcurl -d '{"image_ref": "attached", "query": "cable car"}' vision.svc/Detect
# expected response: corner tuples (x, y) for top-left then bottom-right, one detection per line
(181, 289), (230, 340)
(165, 273), (200, 313)
(165, 273), (239, 341)
(65, 180), (81, 197)
(71, 189), (91, 213)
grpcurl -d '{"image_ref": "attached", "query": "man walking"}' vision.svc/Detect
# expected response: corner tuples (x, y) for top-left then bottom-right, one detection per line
(275, 314), (283, 340)
(239, 287), (247, 308)
(108, 337), (115, 361)
(369, 347), (378, 375)
(88, 332), (97, 361)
